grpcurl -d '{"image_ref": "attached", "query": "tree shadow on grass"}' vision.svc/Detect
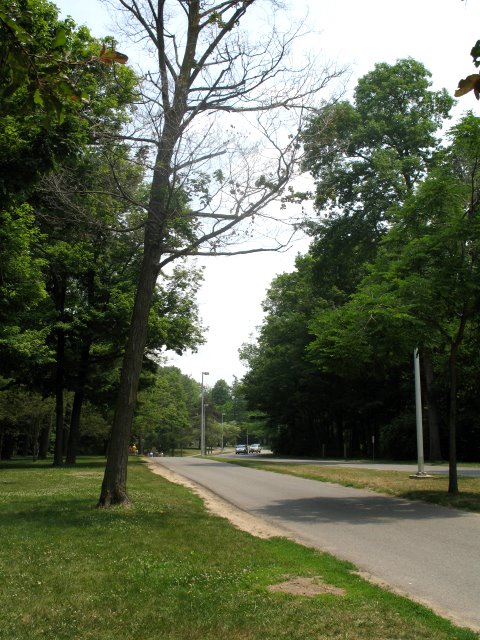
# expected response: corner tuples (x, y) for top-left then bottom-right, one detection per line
(0, 456), (107, 471)
(1, 495), (177, 533)
(398, 489), (480, 513)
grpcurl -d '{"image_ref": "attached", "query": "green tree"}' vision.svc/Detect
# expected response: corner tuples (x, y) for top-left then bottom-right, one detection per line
(0, 0), (128, 122)
(242, 60), (454, 459)
(309, 114), (480, 492)
(210, 379), (231, 408)
(0, 205), (49, 371)
(303, 58), (452, 215)
(135, 367), (197, 456)
(0, 1), (205, 466)
(0, 384), (53, 459)
(0, 0), (137, 373)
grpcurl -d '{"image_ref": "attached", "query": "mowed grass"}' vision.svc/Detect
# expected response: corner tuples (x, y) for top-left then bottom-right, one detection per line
(225, 460), (480, 513)
(0, 457), (478, 640)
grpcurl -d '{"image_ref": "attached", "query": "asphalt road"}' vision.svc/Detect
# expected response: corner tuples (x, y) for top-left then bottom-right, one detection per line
(152, 456), (480, 632)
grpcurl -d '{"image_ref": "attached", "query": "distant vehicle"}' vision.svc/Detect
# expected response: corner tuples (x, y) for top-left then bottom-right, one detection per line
(235, 444), (248, 455)
(249, 444), (262, 454)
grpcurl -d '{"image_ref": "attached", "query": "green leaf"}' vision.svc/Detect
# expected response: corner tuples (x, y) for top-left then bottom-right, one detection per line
(0, 10), (30, 42)
(33, 88), (44, 106)
(52, 27), (67, 49)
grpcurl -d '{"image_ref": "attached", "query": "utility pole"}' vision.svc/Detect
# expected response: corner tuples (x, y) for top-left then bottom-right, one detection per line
(411, 349), (430, 478)
(200, 371), (209, 456)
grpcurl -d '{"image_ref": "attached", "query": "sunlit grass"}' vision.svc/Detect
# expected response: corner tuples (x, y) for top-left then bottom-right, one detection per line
(0, 457), (478, 639)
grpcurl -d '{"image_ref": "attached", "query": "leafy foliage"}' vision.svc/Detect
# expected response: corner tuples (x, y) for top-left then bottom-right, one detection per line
(242, 61), (480, 467)
(0, 0), (204, 463)
(0, 0), (129, 122)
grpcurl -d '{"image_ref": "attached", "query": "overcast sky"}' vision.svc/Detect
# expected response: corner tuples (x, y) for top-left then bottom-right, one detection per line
(54, 0), (480, 386)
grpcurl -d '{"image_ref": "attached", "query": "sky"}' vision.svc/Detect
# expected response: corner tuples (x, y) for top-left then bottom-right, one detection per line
(54, 0), (480, 386)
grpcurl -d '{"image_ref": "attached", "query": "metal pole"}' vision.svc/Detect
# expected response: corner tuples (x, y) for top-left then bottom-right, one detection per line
(414, 349), (425, 475)
(200, 371), (209, 456)
(221, 413), (225, 452)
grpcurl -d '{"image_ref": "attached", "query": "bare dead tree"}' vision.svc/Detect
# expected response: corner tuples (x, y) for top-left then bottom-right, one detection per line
(97, 0), (345, 506)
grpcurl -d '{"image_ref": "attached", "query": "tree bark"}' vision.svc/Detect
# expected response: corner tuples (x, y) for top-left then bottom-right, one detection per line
(38, 414), (52, 459)
(66, 341), (91, 464)
(53, 276), (66, 467)
(66, 391), (83, 464)
(97, 242), (162, 506)
(97, 3), (197, 502)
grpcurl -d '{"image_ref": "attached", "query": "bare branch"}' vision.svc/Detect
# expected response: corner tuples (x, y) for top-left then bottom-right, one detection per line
(95, 0), (347, 505)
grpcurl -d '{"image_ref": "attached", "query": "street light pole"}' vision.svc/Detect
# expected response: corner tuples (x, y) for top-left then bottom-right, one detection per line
(201, 371), (209, 456)
(221, 413), (225, 452)
(413, 348), (426, 476)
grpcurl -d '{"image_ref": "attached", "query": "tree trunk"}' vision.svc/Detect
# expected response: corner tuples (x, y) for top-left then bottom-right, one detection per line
(31, 417), (42, 461)
(66, 341), (91, 464)
(62, 402), (71, 458)
(97, 68), (189, 505)
(97, 243), (162, 507)
(38, 414), (53, 459)
(422, 351), (442, 461)
(53, 349), (65, 466)
(53, 274), (66, 467)
(66, 392), (83, 464)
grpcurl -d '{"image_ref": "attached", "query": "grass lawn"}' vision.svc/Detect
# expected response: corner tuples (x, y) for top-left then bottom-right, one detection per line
(0, 456), (478, 640)
(224, 459), (480, 513)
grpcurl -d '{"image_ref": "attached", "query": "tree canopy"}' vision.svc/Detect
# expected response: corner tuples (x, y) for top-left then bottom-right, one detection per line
(241, 60), (480, 488)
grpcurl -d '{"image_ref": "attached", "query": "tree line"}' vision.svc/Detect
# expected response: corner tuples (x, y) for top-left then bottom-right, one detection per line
(241, 59), (480, 493)
(2, 0), (324, 505)
(134, 373), (263, 456)
(0, 0), (203, 463)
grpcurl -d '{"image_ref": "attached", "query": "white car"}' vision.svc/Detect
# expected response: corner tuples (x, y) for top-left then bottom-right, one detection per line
(249, 444), (261, 454)
(235, 444), (248, 455)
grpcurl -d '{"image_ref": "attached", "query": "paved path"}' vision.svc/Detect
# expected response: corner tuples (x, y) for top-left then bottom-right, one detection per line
(152, 456), (480, 632)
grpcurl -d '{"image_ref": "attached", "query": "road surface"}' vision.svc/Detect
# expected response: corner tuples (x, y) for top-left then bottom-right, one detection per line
(151, 456), (480, 632)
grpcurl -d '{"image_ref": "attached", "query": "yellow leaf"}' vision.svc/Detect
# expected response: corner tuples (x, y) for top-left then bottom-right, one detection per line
(455, 74), (480, 97)
(99, 50), (129, 65)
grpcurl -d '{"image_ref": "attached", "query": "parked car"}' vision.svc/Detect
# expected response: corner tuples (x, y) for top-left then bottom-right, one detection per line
(249, 444), (262, 454)
(235, 444), (248, 455)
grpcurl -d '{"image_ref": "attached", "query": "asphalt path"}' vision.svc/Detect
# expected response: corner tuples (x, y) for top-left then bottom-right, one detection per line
(152, 455), (480, 632)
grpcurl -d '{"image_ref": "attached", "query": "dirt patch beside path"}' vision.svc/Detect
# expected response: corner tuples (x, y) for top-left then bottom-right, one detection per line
(268, 576), (345, 597)
(147, 459), (293, 540)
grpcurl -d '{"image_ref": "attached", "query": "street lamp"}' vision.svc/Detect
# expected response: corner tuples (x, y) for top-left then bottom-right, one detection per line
(201, 371), (209, 456)
(221, 413), (225, 452)
(412, 348), (428, 477)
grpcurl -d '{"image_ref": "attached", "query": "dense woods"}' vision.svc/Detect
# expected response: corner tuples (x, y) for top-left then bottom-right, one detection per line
(0, 0), (204, 462)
